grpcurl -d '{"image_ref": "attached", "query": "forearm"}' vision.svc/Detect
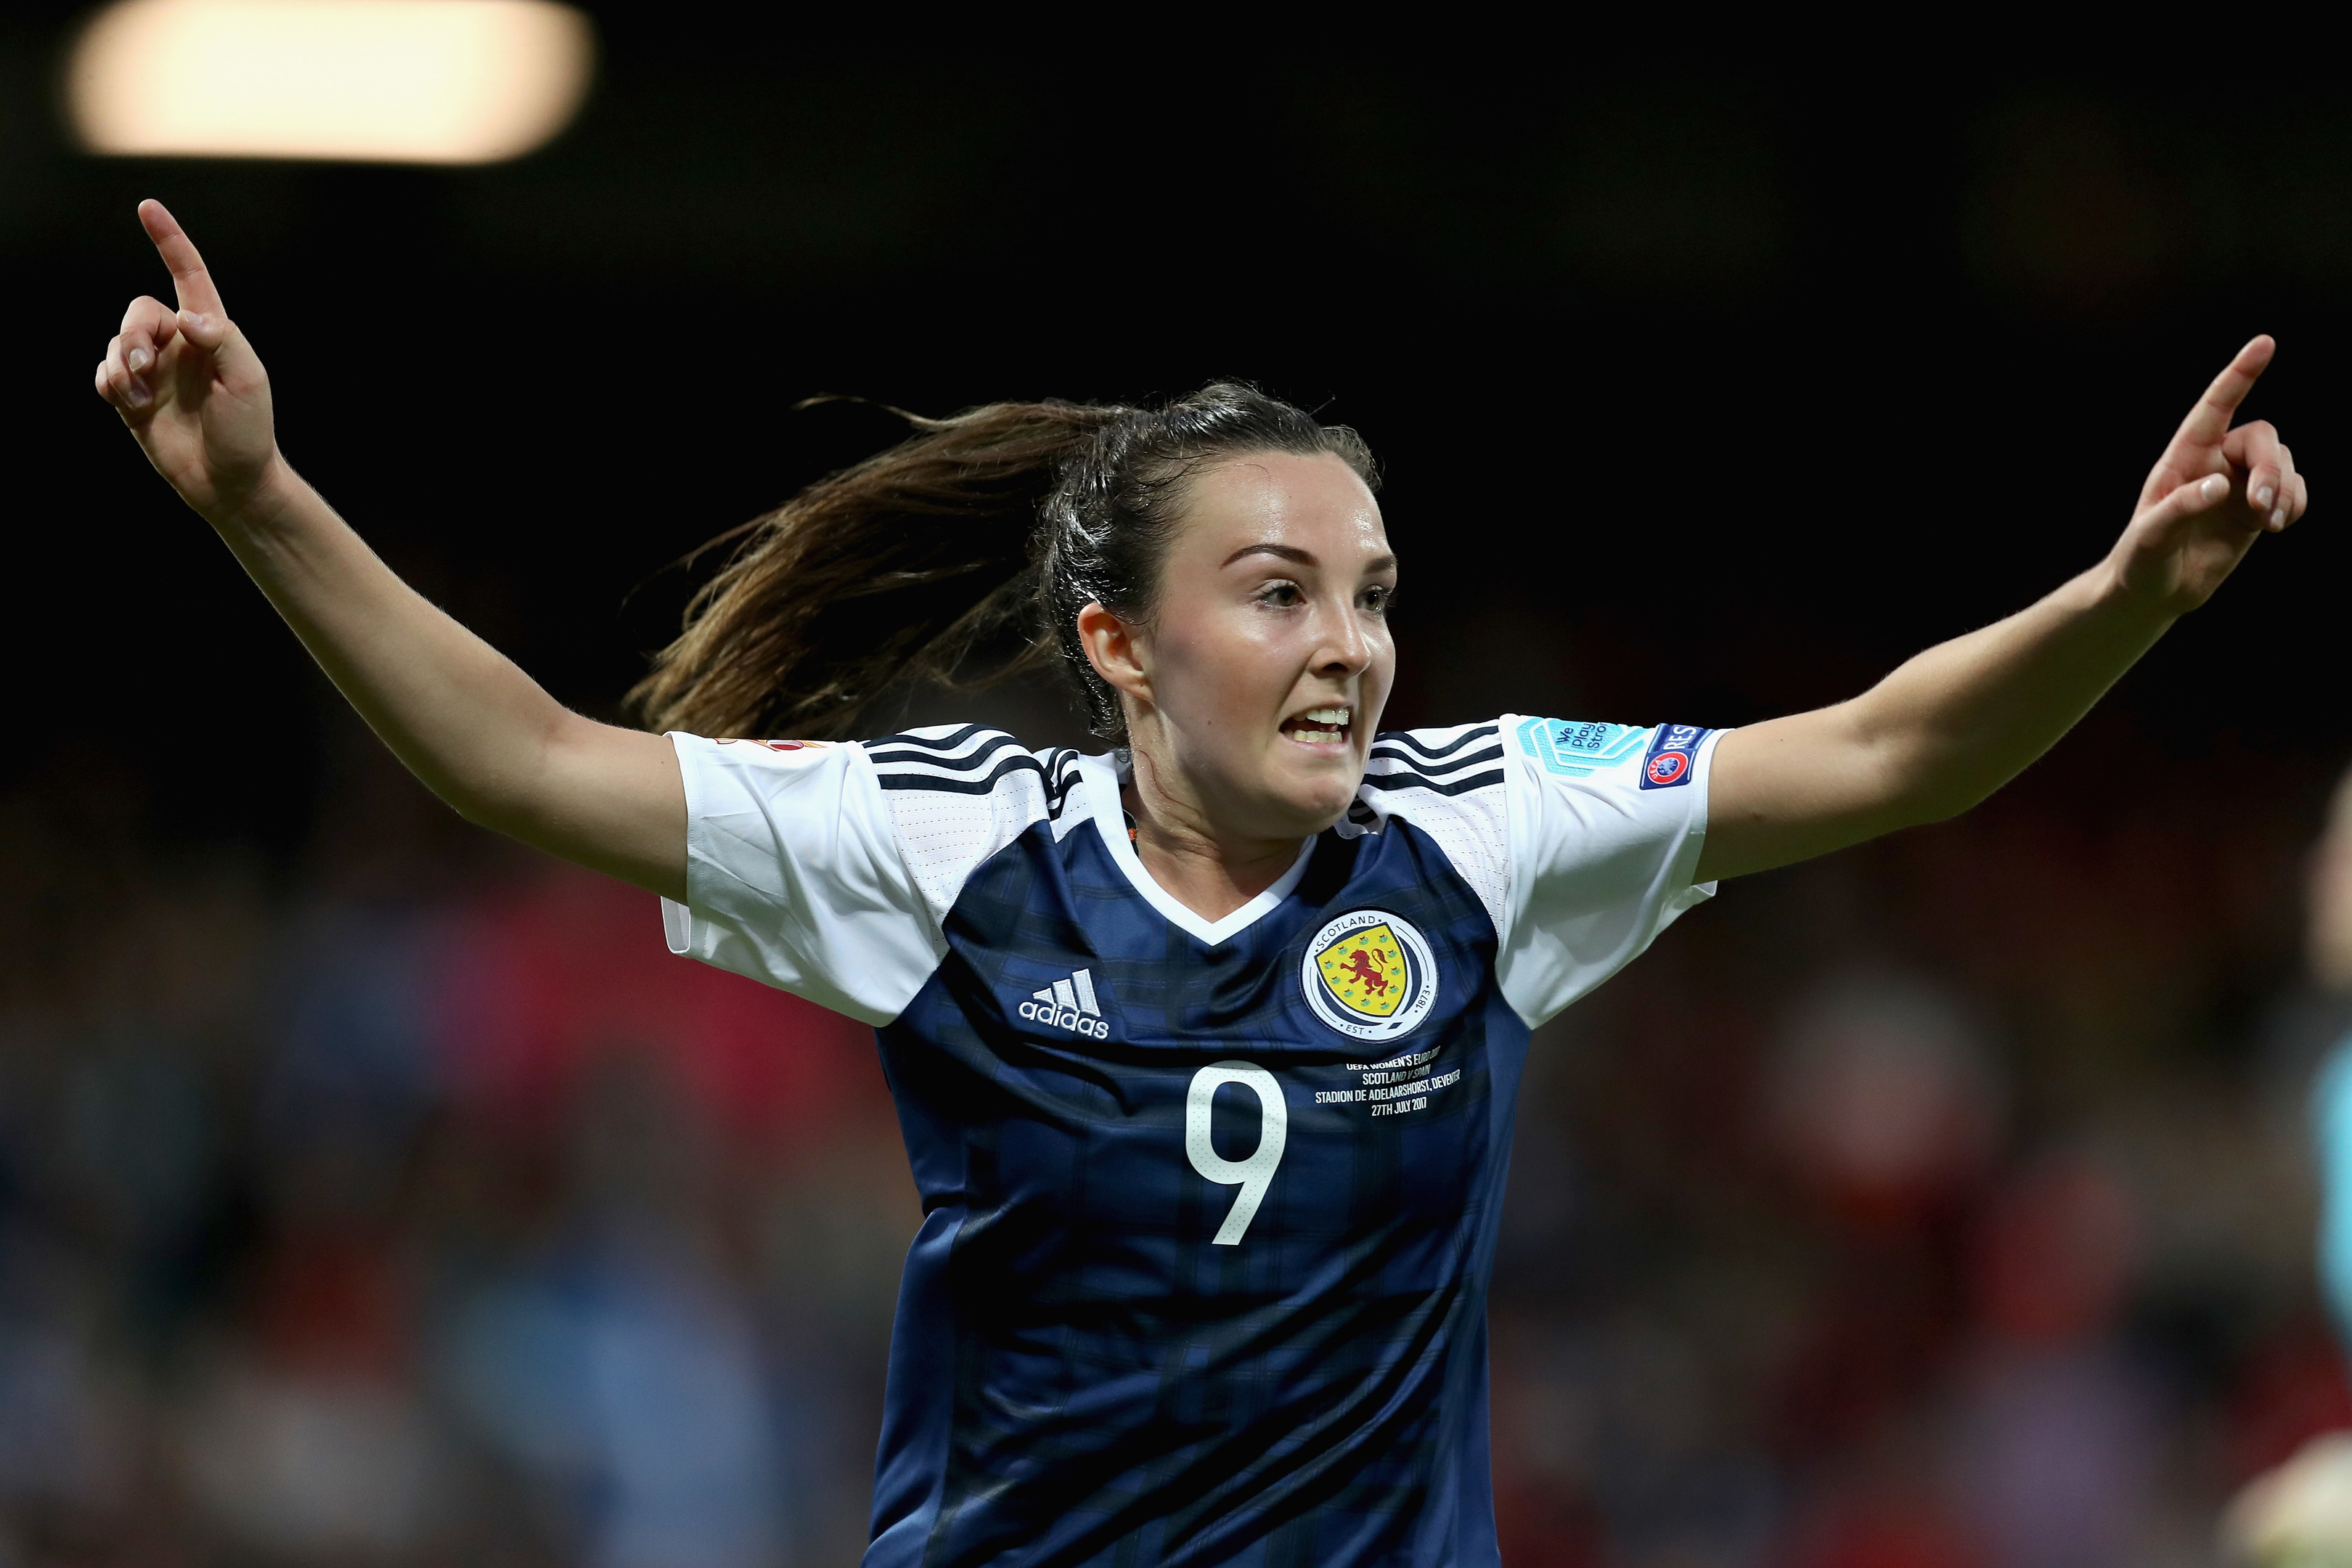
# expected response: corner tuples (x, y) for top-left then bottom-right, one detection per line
(214, 459), (685, 894)
(1703, 559), (2172, 878)
(1847, 557), (2173, 820)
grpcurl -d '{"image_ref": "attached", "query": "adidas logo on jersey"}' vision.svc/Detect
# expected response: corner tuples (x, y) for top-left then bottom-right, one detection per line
(1017, 968), (1110, 1040)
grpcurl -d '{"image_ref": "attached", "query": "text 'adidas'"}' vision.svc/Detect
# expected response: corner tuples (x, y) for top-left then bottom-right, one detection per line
(1018, 968), (1110, 1040)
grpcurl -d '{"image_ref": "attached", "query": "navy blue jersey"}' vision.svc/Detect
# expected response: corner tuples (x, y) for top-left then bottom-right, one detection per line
(662, 718), (1720, 1567)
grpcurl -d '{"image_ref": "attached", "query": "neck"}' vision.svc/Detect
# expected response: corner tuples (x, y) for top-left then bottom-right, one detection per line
(1121, 745), (1306, 923)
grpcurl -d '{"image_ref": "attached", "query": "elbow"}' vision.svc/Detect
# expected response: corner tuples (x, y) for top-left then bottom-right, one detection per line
(441, 712), (589, 841)
(1883, 770), (1999, 830)
(446, 775), (565, 844)
(434, 764), (539, 840)
(1850, 711), (2013, 830)
(439, 783), (516, 836)
(1906, 793), (1979, 828)
(1862, 747), (1991, 832)
(447, 792), (506, 833)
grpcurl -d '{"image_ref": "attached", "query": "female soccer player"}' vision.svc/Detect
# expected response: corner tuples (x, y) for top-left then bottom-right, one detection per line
(95, 198), (2307, 1568)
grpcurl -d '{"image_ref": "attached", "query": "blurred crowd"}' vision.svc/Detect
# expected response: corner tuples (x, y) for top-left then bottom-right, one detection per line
(0, 710), (2343, 1568)
(1488, 720), (2347, 1568)
(0, 724), (908, 1566)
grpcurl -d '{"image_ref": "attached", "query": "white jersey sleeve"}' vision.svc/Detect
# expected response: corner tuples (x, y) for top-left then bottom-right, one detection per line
(1351, 716), (1718, 1029)
(1495, 715), (1720, 1027)
(660, 726), (1071, 1026)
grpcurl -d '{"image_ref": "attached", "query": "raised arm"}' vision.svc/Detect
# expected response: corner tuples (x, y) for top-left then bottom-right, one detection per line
(1697, 336), (2309, 883)
(95, 200), (685, 899)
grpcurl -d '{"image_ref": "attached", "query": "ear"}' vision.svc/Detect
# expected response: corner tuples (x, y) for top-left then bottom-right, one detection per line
(1077, 601), (1151, 709)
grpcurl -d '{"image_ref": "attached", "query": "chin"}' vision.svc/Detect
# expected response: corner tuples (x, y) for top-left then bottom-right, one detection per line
(1224, 748), (1365, 838)
(1278, 773), (1362, 834)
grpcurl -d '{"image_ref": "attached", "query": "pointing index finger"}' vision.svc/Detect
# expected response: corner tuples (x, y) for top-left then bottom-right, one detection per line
(2173, 335), (2276, 449)
(136, 197), (226, 320)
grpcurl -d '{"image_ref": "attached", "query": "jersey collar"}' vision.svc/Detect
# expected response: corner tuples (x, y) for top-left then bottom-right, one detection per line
(1076, 754), (1318, 947)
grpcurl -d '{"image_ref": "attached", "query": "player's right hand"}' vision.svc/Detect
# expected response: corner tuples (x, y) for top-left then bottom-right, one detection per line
(94, 200), (283, 521)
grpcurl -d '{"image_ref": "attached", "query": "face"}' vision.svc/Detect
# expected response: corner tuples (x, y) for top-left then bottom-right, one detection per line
(1079, 449), (1397, 842)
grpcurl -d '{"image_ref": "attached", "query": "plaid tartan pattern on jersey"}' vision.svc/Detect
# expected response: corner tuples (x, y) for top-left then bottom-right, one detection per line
(864, 813), (1534, 1568)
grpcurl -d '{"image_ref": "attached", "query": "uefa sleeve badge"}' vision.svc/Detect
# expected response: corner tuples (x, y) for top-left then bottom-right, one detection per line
(1301, 910), (1439, 1042)
(1638, 724), (1710, 789)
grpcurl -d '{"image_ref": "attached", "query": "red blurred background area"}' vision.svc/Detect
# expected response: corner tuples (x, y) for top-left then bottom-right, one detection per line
(437, 867), (878, 1144)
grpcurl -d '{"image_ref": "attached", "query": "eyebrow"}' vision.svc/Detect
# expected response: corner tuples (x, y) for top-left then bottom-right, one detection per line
(1220, 543), (1400, 573)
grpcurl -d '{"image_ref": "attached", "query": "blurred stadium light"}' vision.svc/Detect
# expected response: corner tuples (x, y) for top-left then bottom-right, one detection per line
(65, 0), (594, 164)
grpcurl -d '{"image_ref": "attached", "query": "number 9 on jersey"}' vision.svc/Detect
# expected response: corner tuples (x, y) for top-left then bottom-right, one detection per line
(1185, 1062), (1288, 1245)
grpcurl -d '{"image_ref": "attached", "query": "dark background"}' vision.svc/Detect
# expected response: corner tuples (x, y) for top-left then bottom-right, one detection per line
(16, 19), (2351, 831)
(3, 11), (2350, 1566)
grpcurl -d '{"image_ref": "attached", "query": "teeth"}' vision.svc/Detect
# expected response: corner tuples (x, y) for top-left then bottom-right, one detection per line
(1285, 706), (1352, 745)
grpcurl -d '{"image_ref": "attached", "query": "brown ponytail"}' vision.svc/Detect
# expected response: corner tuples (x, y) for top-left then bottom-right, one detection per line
(629, 383), (1376, 743)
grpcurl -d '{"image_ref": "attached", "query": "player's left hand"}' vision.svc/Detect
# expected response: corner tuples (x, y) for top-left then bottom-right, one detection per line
(2110, 335), (2308, 616)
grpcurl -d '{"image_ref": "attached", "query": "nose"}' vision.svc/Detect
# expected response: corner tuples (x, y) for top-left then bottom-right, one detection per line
(1310, 592), (1373, 679)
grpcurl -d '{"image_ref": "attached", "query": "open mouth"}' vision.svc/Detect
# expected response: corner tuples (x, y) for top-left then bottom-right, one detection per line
(1281, 706), (1352, 747)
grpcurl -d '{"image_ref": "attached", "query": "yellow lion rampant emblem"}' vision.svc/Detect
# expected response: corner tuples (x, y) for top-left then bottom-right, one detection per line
(1315, 923), (1408, 1019)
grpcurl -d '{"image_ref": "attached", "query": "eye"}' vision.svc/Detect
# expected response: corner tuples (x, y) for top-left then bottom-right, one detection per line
(1360, 584), (1396, 613)
(1257, 581), (1304, 608)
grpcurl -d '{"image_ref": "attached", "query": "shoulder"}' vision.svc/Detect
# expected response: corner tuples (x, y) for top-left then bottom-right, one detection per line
(1482, 716), (1721, 1029)
(860, 724), (1088, 918)
(1499, 712), (1719, 907)
(1361, 720), (1508, 799)
(863, 724), (1079, 806)
(1352, 721), (1512, 931)
(1347, 716), (1720, 939)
